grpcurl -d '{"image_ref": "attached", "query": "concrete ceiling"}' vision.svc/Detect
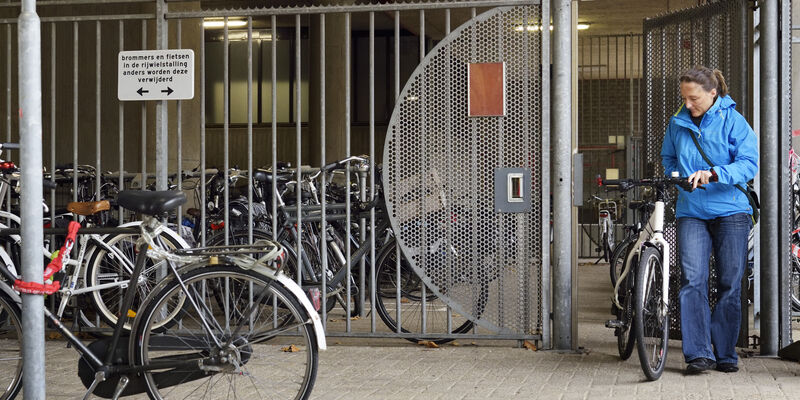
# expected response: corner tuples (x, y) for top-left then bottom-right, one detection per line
(200, 1), (709, 37)
(577, 0), (702, 36)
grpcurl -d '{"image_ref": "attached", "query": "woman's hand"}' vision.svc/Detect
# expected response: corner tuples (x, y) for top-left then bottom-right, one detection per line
(688, 170), (713, 190)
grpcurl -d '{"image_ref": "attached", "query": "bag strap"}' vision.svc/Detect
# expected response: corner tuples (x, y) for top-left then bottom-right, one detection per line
(688, 130), (759, 224)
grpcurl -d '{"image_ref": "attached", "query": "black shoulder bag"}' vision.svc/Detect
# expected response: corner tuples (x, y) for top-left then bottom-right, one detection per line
(688, 132), (760, 224)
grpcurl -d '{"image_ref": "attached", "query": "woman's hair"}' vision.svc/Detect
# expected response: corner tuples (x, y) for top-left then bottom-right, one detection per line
(679, 66), (728, 97)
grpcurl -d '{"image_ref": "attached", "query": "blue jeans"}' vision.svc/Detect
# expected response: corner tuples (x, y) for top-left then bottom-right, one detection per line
(677, 213), (751, 365)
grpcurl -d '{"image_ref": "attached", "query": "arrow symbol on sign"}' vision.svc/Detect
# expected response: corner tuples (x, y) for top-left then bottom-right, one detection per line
(137, 87), (149, 96)
(161, 87), (174, 96)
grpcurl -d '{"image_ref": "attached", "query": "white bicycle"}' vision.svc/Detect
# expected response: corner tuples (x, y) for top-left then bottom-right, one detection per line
(603, 175), (700, 381)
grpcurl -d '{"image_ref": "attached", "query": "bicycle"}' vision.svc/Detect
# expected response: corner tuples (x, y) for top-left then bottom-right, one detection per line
(603, 175), (700, 381)
(0, 189), (325, 399)
(587, 194), (617, 263)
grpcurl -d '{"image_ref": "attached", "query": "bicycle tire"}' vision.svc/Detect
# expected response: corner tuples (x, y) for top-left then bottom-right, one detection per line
(84, 230), (185, 330)
(601, 232), (610, 262)
(0, 291), (22, 400)
(279, 233), (361, 318)
(616, 252), (637, 360)
(134, 266), (318, 400)
(634, 246), (669, 381)
(374, 239), (483, 344)
(609, 235), (636, 288)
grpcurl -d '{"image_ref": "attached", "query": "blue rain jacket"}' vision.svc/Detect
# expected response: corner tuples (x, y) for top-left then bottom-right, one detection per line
(661, 95), (758, 220)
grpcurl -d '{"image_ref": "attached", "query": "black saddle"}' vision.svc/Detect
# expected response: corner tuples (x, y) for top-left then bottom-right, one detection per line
(117, 190), (186, 216)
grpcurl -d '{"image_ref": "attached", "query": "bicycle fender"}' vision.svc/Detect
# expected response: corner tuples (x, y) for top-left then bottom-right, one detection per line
(269, 271), (328, 351)
(117, 221), (192, 249)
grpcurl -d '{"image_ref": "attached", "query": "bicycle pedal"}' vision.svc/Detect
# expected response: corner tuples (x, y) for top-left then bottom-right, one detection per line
(605, 319), (623, 329)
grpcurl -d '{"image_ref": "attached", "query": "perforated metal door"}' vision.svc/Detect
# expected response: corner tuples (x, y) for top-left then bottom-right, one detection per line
(383, 5), (545, 335)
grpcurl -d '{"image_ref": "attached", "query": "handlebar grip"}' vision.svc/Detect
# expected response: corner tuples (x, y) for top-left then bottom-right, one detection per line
(0, 143), (20, 150)
(43, 180), (58, 191)
(601, 179), (621, 186)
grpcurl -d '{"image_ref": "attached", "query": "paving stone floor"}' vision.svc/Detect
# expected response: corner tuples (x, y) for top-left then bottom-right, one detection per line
(28, 261), (800, 399)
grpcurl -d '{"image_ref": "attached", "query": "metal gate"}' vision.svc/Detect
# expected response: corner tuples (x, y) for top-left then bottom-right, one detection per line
(383, 5), (546, 337)
(0, 0), (546, 344)
(641, 0), (749, 341)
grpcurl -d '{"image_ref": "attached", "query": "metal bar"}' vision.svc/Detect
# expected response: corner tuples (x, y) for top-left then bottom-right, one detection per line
(140, 20), (146, 190)
(0, 14), (155, 23)
(119, 20), (124, 223)
(3, 28), (10, 223)
(294, 14), (302, 293)
(18, 0), (46, 396)
(73, 21), (78, 203)
(166, 1), (541, 19)
(320, 12), (327, 330)
(322, 332), (543, 340)
(155, 0), (168, 190)
(552, 0), (573, 350)
(419, 7), (427, 335)
(223, 18), (229, 245)
(49, 23), (55, 249)
(95, 20), (101, 198)
(247, 17), (253, 244)
(445, 7), (452, 335)
(540, 0), (552, 350)
(200, 19), (207, 247)
(369, 11), (376, 332)
(2, 0), (152, 7)
(271, 15), (277, 242)
(344, 11), (352, 332)
(177, 19), (182, 222)
(778, 0), (792, 346)
(759, 0), (779, 356)
(394, 9), (401, 333)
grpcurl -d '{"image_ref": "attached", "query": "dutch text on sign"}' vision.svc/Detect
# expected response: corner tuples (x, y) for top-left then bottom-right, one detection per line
(118, 49), (195, 101)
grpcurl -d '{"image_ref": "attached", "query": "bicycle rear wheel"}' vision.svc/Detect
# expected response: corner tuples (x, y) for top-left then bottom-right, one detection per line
(609, 235), (636, 288)
(134, 266), (318, 400)
(634, 246), (669, 381)
(374, 239), (482, 344)
(616, 253), (637, 360)
(0, 292), (22, 400)
(85, 230), (185, 330)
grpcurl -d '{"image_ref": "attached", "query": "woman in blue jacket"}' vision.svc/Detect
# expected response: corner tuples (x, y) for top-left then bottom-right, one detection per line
(661, 66), (758, 374)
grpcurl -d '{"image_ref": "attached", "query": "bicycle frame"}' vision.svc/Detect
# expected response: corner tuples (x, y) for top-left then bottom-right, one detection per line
(616, 200), (671, 319)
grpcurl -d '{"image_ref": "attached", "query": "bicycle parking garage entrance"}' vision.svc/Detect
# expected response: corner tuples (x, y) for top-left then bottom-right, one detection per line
(0, 0), (798, 397)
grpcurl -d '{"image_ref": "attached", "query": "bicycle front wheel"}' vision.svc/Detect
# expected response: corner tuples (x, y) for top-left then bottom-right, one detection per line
(134, 266), (318, 400)
(634, 246), (669, 381)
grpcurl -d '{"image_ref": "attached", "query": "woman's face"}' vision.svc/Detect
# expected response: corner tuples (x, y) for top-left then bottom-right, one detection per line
(680, 81), (717, 118)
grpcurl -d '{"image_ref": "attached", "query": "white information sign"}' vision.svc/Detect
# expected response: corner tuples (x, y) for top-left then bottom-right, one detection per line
(118, 49), (194, 101)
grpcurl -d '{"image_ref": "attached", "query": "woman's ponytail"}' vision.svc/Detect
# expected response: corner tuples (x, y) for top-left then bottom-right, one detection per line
(712, 69), (728, 97)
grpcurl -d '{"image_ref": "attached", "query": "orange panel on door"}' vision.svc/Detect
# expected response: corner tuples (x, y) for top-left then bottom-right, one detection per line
(468, 62), (505, 117)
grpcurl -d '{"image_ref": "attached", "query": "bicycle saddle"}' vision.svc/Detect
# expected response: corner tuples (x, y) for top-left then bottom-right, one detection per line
(117, 190), (186, 216)
(67, 200), (111, 216)
(252, 170), (269, 182)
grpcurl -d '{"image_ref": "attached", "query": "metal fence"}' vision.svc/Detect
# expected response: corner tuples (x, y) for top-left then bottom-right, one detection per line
(0, 0), (548, 345)
(641, 0), (749, 341)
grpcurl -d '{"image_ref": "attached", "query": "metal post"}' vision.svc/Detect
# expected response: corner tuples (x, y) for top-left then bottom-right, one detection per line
(778, 0), (792, 346)
(552, 0), (573, 351)
(319, 13), (327, 330)
(760, 0), (779, 356)
(155, 0), (168, 190)
(96, 21), (101, 198)
(18, 0), (45, 397)
(540, 0), (551, 350)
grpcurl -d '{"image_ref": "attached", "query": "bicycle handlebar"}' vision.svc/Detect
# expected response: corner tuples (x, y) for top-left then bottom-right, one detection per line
(0, 143), (19, 150)
(602, 177), (704, 193)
